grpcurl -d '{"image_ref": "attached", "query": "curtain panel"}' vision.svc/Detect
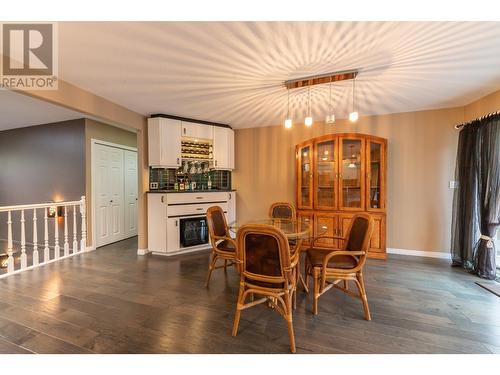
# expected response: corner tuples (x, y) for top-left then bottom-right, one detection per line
(451, 113), (500, 279)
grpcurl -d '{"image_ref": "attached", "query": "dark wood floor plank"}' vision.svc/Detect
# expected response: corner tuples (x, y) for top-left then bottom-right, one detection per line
(0, 236), (499, 353)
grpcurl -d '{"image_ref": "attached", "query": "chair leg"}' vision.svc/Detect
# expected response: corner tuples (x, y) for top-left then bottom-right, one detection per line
(205, 253), (218, 288)
(356, 272), (371, 321)
(232, 283), (245, 336)
(224, 259), (228, 274)
(344, 280), (348, 290)
(292, 268), (297, 310)
(312, 270), (319, 315)
(304, 260), (310, 291)
(284, 291), (296, 353)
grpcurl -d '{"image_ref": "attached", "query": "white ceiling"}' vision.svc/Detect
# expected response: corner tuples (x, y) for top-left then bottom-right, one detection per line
(56, 22), (500, 128)
(0, 90), (83, 131)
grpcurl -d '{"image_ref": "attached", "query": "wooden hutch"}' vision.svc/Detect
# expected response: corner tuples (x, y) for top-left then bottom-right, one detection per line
(296, 133), (387, 259)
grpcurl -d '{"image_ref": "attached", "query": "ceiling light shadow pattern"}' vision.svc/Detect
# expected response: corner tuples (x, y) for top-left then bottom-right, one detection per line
(58, 22), (500, 128)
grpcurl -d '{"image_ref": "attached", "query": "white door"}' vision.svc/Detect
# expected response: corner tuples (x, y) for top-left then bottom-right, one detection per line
(124, 150), (138, 238)
(95, 144), (125, 247)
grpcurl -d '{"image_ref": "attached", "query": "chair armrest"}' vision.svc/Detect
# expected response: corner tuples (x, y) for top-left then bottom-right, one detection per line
(212, 235), (237, 251)
(319, 250), (366, 292)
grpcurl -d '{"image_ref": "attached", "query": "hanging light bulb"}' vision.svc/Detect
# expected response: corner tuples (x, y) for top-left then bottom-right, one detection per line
(325, 77), (335, 124)
(284, 89), (292, 129)
(349, 75), (358, 122)
(304, 85), (313, 126)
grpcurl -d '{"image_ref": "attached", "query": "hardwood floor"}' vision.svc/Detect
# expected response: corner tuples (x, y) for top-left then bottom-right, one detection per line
(0, 236), (499, 354)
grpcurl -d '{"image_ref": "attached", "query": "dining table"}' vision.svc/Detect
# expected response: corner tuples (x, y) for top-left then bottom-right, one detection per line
(229, 217), (326, 292)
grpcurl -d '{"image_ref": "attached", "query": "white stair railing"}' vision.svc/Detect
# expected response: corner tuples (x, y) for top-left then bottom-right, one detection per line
(0, 196), (86, 277)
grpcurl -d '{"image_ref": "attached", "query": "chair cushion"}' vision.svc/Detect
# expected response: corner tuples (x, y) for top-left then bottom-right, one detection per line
(307, 248), (358, 269)
(216, 239), (236, 253)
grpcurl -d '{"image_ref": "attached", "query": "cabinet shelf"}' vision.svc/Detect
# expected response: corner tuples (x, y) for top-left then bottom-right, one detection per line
(296, 134), (387, 259)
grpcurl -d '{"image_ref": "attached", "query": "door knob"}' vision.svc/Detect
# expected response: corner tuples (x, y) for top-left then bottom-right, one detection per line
(110, 200), (113, 203)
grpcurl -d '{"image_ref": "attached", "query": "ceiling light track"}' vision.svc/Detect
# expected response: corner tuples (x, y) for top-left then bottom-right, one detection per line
(284, 69), (359, 90)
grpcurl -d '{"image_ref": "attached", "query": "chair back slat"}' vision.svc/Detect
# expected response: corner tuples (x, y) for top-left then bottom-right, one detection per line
(207, 206), (228, 238)
(343, 213), (374, 255)
(237, 224), (291, 286)
(269, 202), (296, 220)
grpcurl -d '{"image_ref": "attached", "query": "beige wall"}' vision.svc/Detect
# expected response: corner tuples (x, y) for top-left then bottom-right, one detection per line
(233, 107), (463, 253)
(84, 119), (138, 246)
(464, 89), (500, 121)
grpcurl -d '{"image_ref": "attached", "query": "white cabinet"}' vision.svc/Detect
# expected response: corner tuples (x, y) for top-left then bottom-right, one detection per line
(213, 126), (235, 170)
(147, 191), (236, 255)
(147, 193), (167, 253)
(166, 218), (180, 253)
(148, 117), (182, 168)
(182, 122), (213, 140)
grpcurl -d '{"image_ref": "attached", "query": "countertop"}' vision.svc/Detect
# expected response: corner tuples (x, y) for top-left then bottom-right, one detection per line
(147, 189), (236, 194)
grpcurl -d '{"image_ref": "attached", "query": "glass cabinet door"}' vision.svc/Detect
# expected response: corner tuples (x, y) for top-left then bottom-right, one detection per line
(314, 138), (337, 210)
(366, 140), (385, 211)
(297, 143), (313, 209)
(339, 137), (365, 210)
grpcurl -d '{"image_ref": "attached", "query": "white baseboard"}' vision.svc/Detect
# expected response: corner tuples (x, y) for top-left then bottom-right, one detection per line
(387, 248), (451, 260)
(85, 246), (96, 252)
(137, 248), (150, 256)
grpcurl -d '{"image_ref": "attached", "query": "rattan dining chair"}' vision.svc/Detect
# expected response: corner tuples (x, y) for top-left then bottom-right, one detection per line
(305, 213), (374, 319)
(269, 202), (296, 220)
(205, 206), (238, 287)
(232, 224), (297, 353)
(269, 201), (299, 257)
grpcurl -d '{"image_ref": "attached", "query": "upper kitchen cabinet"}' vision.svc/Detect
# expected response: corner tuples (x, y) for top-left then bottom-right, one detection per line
(148, 117), (182, 168)
(182, 122), (213, 140)
(213, 126), (235, 170)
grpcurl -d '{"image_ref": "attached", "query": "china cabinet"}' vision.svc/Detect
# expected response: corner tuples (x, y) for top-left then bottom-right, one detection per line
(296, 133), (387, 259)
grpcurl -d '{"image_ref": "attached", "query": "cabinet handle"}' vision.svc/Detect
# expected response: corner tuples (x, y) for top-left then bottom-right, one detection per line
(183, 128), (186, 135)
(195, 196), (204, 200)
(215, 160), (218, 167)
(161, 196), (164, 203)
(175, 220), (178, 227)
(177, 158), (180, 165)
(196, 208), (203, 211)
(229, 193), (231, 199)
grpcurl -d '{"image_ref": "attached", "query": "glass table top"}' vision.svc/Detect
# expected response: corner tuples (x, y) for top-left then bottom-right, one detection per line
(229, 218), (314, 239)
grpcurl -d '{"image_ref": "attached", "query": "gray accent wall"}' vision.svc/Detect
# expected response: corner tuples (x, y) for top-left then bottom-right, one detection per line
(0, 119), (85, 206)
(0, 119), (86, 243)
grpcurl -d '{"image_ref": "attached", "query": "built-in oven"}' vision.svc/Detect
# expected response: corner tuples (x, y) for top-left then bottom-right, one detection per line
(180, 216), (209, 248)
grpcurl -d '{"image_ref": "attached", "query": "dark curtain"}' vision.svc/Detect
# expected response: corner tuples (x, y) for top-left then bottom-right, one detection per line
(451, 113), (500, 279)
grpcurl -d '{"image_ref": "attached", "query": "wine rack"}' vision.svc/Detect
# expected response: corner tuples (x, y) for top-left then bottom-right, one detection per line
(181, 140), (213, 160)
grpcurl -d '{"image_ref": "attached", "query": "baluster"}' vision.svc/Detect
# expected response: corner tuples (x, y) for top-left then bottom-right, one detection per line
(20, 209), (27, 269)
(64, 206), (69, 256)
(7, 211), (14, 273)
(72, 204), (78, 254)
(80, 196), (87, 252)
(54, 206), (60, 259)
(32, 208), (39, 266)
(44, 207), (50, 262)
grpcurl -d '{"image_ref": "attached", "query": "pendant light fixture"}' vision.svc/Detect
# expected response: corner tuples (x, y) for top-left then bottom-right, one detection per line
(284, 89), (292, 129)
(349, 75), (359, 122)
(325, 76), (335, 124)
(304, 86), (313, 127)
